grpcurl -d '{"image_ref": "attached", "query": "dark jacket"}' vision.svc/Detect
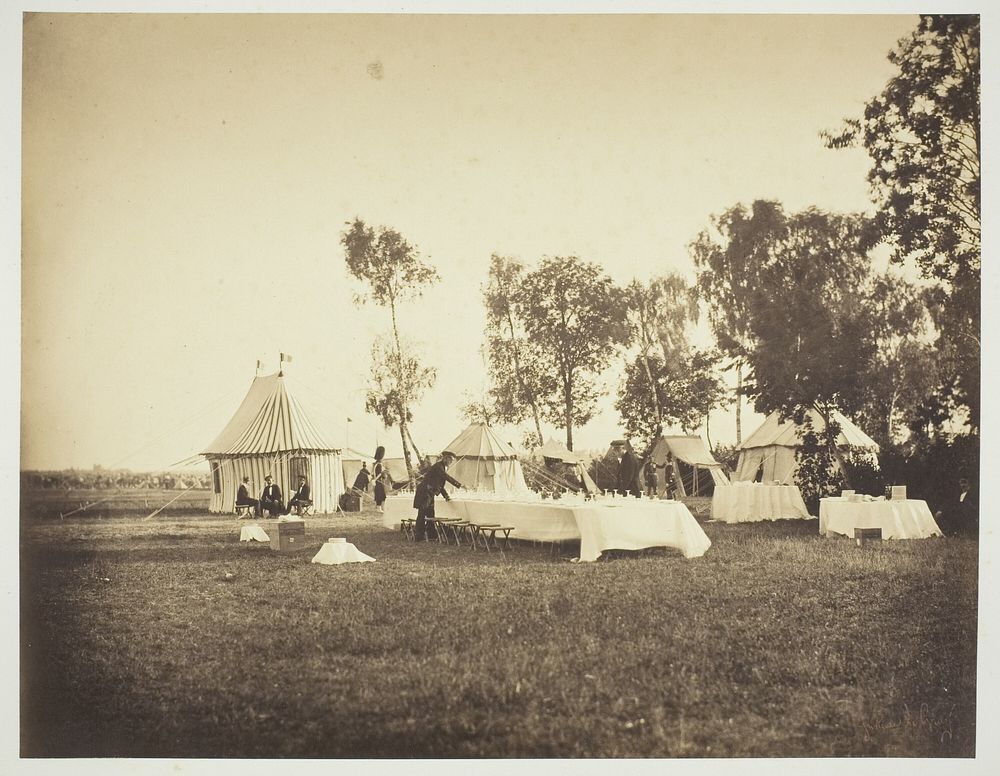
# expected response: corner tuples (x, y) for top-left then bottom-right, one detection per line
(413, 460), (463, 509)
(618, 450), (641, 491)
(237, 483), (254, 504)
(290, 482), (311, 503)
(261, 483), (282, 503)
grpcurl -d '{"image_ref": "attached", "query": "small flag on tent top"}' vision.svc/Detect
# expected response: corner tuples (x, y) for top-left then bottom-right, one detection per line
(280, 353), (293, 364)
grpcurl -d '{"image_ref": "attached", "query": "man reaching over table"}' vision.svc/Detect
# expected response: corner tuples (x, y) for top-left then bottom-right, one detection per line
(413, 451), (465, 541)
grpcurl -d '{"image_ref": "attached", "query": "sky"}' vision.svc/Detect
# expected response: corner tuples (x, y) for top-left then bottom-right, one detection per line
(11, 6), (955, 472)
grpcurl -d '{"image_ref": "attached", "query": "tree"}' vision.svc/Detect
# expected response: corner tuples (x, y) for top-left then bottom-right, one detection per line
(691, 200), (788, 443)
(616, 349), (727, 445)
(854, 272), (941, 449)
(481, 255), (550, 443)
(516, 256), (629, 451)
(622, 275), (699, 436)
(729, 205), (880, 494)
(341, 219), (440, 479)
(824, 14), (980, 428)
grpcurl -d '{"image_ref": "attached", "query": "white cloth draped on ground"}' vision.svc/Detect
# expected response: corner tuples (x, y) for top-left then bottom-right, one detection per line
(239, 525), (270, 542)
(711, 483), (811, 522)
(819, 498), (942, 540)
(382, 494), (711, 561)
(311, 538), (376, 564)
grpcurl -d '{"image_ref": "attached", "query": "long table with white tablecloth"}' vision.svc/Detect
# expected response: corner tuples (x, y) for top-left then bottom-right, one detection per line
(819, 498), (942, 540)
(711, 483), (811, 523)
(382, 494), (711, 561)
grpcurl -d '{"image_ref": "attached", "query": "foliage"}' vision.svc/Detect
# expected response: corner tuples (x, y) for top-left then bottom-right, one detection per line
(364, 335), (436, 432)
(824, 15), (980, 428)
(341, 218), (441, 478)
(854, 273), (942, 449)
(341, 218), (440, 307)
(734, 205), (876, 419)
(481, 255), (552, 441)
(793, 413), (847, 512)
(691, 200), (787, 362)
(616, 350), (727, 445)
(621, 274), (700, 431)
(516, 256), (629, 450)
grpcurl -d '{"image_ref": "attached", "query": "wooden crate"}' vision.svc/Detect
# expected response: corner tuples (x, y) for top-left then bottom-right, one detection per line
(270, 520), (307, 552)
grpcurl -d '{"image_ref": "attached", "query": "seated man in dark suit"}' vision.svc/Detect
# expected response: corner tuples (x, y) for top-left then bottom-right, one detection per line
(286, 475), (313, 515)
(260, 475), (284, 518)
(236, 475), (261, 517)
(935, 475), (979, 538)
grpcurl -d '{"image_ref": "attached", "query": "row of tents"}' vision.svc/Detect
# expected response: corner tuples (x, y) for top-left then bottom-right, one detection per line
(200, 370), (879, 514)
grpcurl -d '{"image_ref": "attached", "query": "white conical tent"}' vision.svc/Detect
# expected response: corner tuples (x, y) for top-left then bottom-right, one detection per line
(537, 437), (600, 494)
(650, 435), (730, 497)
(735, 409), (879, 484)
(202, 372), (344, 513)
(442, 423), (530, 494)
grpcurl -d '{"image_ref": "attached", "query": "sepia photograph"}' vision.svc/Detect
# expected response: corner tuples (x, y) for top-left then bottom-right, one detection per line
(9, 0), (994, 769)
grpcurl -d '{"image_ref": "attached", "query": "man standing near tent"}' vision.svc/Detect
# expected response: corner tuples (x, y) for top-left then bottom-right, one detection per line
(286, 475), (312, 515)
(373, 446), (390, 513)
(413, 451), (465, 541)
(236, 476), (261, 517)
(617, 442), (641, 497)
(260, 475), (284, 518)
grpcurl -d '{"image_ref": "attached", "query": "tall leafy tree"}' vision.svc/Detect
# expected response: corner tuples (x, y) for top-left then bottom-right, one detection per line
(516, 256), (628, 451)
(622, 274), (699, 437)
(481, 254), (549, 444)
(824, 14), (980, 428)
(732, 205), (880, 495)
(855, 273), (941, 449)
(341, 219), (439, 478)
(616, 350), (727, 445)
(691, 200), (787, 442)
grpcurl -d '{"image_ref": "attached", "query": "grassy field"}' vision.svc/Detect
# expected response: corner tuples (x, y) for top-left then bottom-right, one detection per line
(19, 501), (977, 758)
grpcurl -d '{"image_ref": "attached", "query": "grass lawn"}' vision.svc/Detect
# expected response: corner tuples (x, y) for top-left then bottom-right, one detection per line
(19, 504), (977, 758)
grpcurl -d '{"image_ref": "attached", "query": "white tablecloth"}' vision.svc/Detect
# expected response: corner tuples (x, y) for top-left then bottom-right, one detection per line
(383, 495), (711, 561)
(311, 539), (376, 565)
(711, 484), (811, 523)
(239, 525), (270, 542)
(819, 498), (942, 540)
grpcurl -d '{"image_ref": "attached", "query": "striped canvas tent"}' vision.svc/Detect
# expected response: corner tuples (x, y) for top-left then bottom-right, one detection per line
(442, 423), (530, 494)
(202, 372), (344, 514)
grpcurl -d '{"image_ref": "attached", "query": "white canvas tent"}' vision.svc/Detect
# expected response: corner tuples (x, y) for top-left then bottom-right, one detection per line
(342, 448), (408, 491)
(537, 437), (600, 494)
(649, 435), (730, 497)
(443, 423), (530, 494)
(734, 409), (879, 485)
(202, 372), (345, 513)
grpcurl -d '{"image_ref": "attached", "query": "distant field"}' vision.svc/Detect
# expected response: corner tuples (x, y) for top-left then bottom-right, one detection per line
(21, 487), (211, 519)
(20, 505), (977, 758)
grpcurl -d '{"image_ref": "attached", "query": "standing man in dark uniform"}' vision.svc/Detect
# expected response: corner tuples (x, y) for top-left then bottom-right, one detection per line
(260, 475), (284, 517)
(413, 451), (465, 541)
(617, 442), (641, 497)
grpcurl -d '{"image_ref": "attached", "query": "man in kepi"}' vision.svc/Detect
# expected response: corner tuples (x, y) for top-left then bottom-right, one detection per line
(286, 475), (312, 515)
(260, 475), (284, 518)
(413, 451), (465, 541)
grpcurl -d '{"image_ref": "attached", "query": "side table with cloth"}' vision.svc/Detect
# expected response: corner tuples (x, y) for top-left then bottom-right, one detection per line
(383, 494), (711, 561)
(712, 483), (811, 523)
(819, 498), (943, 540)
